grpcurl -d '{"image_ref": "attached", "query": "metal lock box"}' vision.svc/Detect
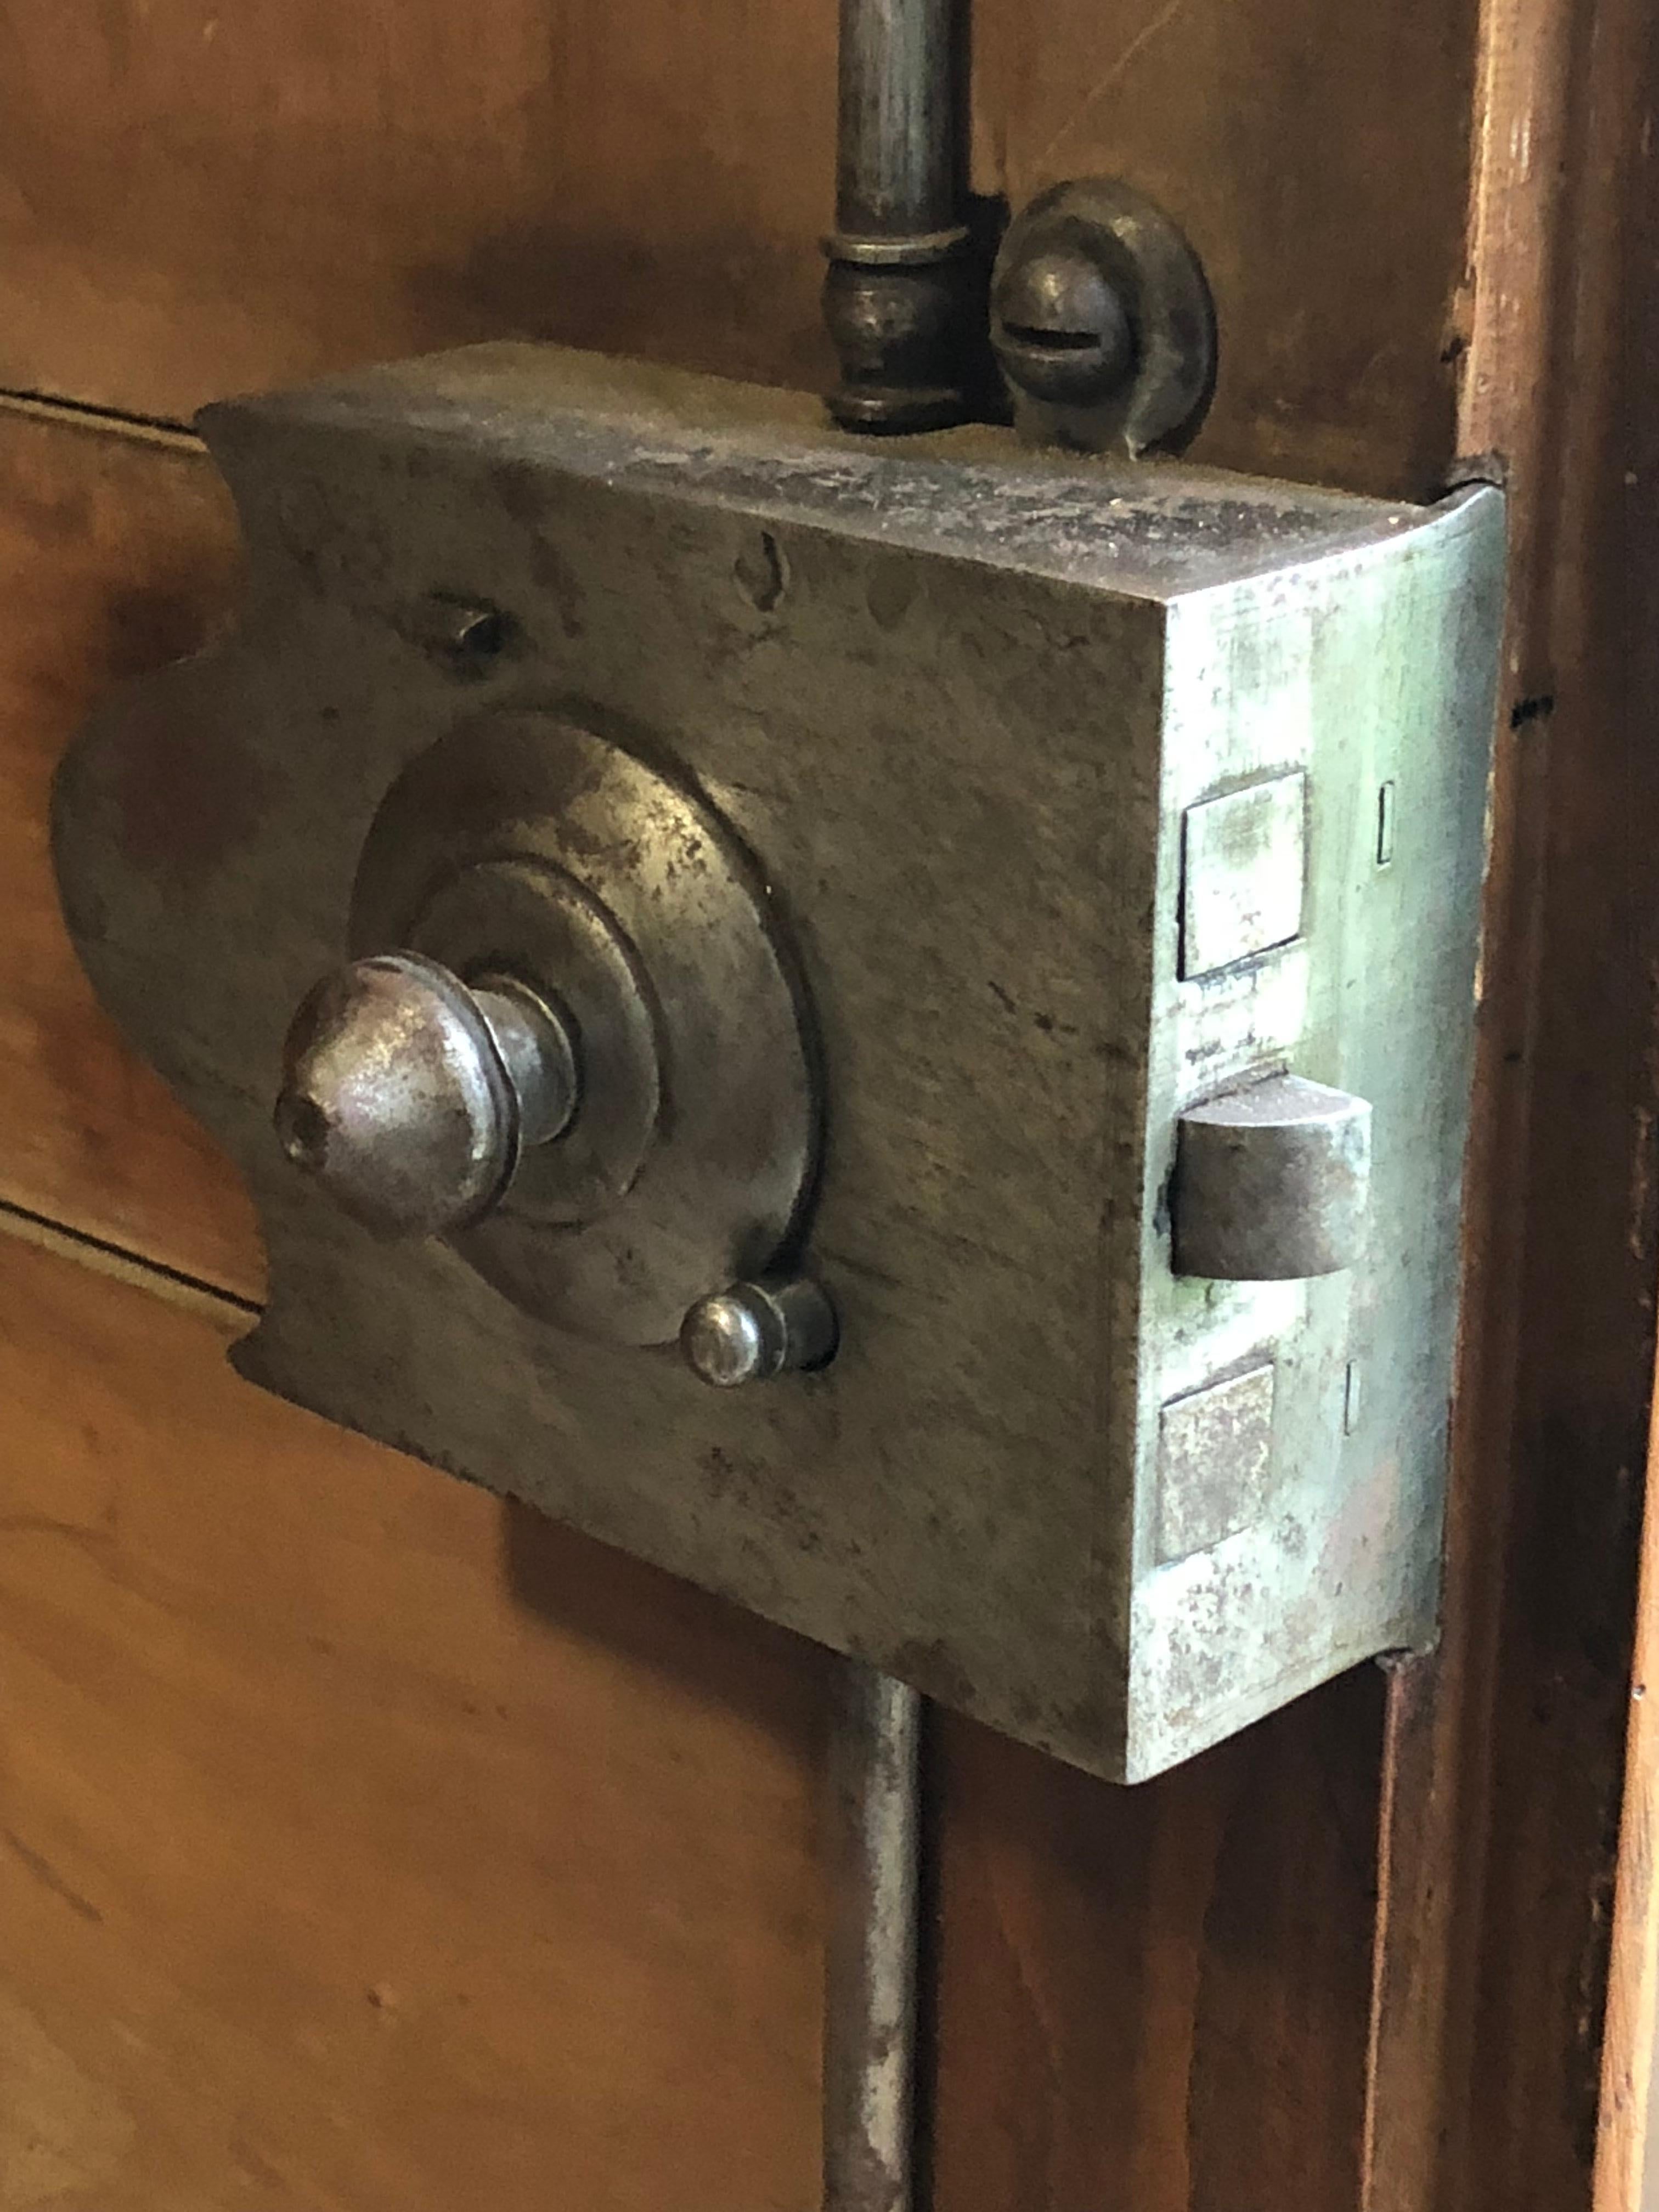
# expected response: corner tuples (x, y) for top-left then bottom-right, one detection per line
(53, 343), (1504, 1780)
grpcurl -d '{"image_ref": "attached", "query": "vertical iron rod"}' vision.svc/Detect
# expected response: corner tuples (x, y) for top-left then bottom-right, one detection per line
(835, 0), (957, 239)
(821, 3), (950, 2189)
(823, 1663), (923, 2212)
(824, 0), (974, 431)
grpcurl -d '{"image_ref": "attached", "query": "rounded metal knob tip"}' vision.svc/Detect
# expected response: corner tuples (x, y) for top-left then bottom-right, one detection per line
(274, 951), (578, 1240)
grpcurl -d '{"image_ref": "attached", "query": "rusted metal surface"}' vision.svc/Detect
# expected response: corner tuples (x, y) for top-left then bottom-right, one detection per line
(52, 342), (1504, 1779)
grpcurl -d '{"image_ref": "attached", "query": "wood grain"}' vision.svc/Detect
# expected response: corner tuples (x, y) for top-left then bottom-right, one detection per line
(930, 1675), (1381, 2210)
(0, 1214), (826, 2211)
(1364, 0), (1659, 2197)
(0, 380), (1400, 2206)
(0, 0), (1475, 498)
(0, 399), (261, 1297)
(4, 370), (1400, 2212)
(0, 0), (837, 417)
(0, 259), (1432, 2212)
(976, 0), (1480, 495)
(1595, 1372), (1659, 2211)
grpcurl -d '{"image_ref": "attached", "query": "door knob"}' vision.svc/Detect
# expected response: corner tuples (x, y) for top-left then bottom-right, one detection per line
(275, 951), (579, 1239)
(256, 706), (822, 1351)
(279, 947), (837, 1381)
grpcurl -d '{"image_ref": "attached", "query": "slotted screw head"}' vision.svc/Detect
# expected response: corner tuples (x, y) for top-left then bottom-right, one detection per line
(991, 244), (1136, 406)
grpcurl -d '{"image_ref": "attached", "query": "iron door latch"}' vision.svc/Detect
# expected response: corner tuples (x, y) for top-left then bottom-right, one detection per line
(53, 342), (1504, 1780)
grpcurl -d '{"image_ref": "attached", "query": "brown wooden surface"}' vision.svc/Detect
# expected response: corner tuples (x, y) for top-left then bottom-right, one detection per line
(1365, 0), (1659, 2198)
(930, 1677), (1383, 2210)
(0, 400), (261, 1297)
(0, 2), (838, 419)
(974, 0), (1479, 495)
(0, 1214), (825, 2211)
(1595, 1375), (1659, 2210)
(0, 349), (1399, 2212)
(0, 0), (1475, 499)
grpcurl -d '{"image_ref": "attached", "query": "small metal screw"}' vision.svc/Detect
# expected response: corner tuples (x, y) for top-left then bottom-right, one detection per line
(680, 1276), (838, 1387)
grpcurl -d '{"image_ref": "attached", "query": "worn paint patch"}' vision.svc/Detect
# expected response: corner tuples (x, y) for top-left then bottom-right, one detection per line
(1157, 1363), (1277, 1563)
(1180, 771), (1306, 978)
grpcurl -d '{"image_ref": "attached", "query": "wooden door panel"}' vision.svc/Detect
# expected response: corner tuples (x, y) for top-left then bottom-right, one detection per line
(0, 0), (1473, 498)
(0, 354), (1395, 2210)
(0, 367), (1395, 2212)
(931, 1684), (1381, 2210)
(0, 400), (259, 1296)
(0, 1219), (825, 2211)
(0, 4), (1494, 2195)
(0, 0), (837, 422)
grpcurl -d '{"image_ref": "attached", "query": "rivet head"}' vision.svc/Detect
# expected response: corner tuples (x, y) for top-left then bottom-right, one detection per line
(680, 1276), (839, 1387)
(681, 1289), (774, 1386)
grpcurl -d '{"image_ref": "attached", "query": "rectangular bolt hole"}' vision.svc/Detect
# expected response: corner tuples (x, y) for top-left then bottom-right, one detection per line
(1376, 781), (1396, 866)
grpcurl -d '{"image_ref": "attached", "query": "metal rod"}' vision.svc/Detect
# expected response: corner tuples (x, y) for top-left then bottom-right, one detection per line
(823, 1663), (923, 2212)
(823, 0), (974, 431)
(835, 0), (957, 239)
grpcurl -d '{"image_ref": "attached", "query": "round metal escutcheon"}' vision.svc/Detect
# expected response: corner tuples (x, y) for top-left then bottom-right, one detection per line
(349, 709), (821, 1346)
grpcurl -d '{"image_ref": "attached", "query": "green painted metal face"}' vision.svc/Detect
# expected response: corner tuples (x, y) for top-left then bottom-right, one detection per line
(52, 343), (1504, 1780)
